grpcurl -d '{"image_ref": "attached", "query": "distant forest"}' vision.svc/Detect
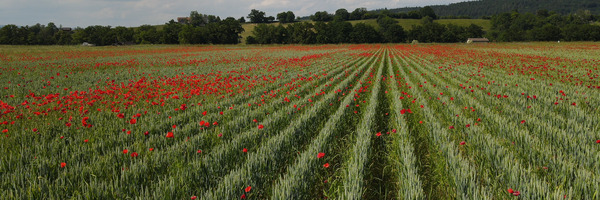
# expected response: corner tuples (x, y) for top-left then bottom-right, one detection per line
(248, 7), (600, 44)
(385, 0), (600, 18)
(1, 3), (600, 45)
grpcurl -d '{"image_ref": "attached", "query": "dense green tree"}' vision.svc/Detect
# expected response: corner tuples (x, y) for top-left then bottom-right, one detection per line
(26, 24), (43, 45)
(377, 16), (406, 43)
(54, 29), (73, 45)
(207, 17), (244, 44)
(160, 20), (182, 44)
(245, 36), (257, 44)
(134, 25), (159, 44)
(189, 11), (207, 27)
(253, 24), (289, 44)
(311, 11), (333, 22)
(329, 20), (353, 43)
(38, 22), (58, 45)
(287, 22), (316, 44)
(248, 9), (267, 23)
(251, 24), (271, 44)
(408, 18), (446, 42)
(277, 12), (288, 23)
(0, 25), (25, 44)
(420, 6), (437, 19)
(277, 11), (296, 23)
(178, 24), (207, 44)
(528, 23), (561, 41)
(74, 25), (114, 45)
(442, 23), (464, 42)
(335, 9), (350, 21)
(285, 11), (296, 23)
(350, 23), (380, 43)
(313, 22), (330, 43)
(266, 16), (275, 23)
(465, 24), (485, 38)
(113, 26), (134, 44)
(562, 24), (600, 41)
(207, 15), (221, 23)
(350, 8), (367, 20)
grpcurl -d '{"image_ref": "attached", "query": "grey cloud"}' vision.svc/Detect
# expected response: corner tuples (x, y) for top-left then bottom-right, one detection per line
(0, 0), (464, 27)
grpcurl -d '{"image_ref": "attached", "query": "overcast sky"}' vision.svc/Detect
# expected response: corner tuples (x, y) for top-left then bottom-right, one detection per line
(0, 0), (464, 27)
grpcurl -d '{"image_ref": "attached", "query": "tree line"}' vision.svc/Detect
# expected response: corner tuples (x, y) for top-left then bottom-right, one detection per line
(2, 8), (600, 46)
(303, 7), (438, 22)
(246, 16), (485, 44)
(488, 10), (600, 41)
(0, 11), (244, 46)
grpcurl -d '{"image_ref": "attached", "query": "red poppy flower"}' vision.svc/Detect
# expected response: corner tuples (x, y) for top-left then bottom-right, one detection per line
(240, 194), (246, 199)
(419, 121), (423, 124)
(596, 140), (600, 143)
(459, 141), (466, 145)
(449, 126), (454, 129)
(123, 149), (128, 154)
(84, 139), (89, 143)
(1, 129), (7, 133)
(258, 124), (264, 129)
(317, 152), (325, 158)
(508, 188), (514, 194)
(466, 124), (470, 128)
(149, 148), (154, 151)
(32, 128), (38, 132)
(197, 149), (202, 153)
(513, 191), (520, 196)
(172, 125), (177, 129)
(191, 196), (197, 200)
(131, 152), (138, 158)
(166, 132), (174, 138)
(60, 162), (66, 168)
(243, 148), (248, 153)
(376, 132), (382, 137)
(129, 118), (137, 124)
(245, 186), (252, 192)
(217, 133), (223, 137)
(521, 120), (526, 124)
(323, 163), (330, 168)
(117, 113), (125, 118)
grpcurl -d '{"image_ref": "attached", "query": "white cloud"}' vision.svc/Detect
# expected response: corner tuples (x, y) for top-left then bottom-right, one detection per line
(0, 0), (465, 27)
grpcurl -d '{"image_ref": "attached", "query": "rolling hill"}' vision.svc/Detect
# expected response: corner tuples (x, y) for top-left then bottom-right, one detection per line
(387, 0), (600, 18)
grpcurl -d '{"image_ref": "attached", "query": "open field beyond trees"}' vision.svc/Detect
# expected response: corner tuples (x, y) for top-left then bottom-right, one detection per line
(0, 43), (599, 199)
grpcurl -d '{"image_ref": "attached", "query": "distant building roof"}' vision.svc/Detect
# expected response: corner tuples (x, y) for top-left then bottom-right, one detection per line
(177, 17), (190, 24)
